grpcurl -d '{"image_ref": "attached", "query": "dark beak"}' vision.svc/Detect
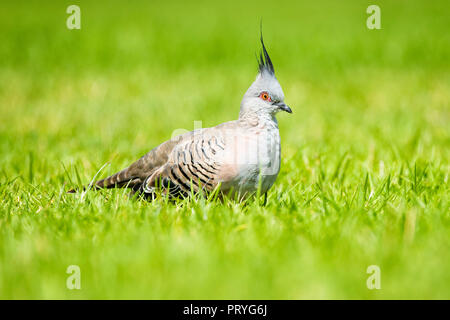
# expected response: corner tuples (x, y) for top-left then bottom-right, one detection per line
(277, 102), (292, 114)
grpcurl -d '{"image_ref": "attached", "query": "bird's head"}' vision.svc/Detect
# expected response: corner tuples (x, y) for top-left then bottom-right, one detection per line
(240, 33), (291, 119)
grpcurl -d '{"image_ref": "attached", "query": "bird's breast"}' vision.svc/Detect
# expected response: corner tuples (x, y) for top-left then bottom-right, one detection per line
(221, 125), (281, 194)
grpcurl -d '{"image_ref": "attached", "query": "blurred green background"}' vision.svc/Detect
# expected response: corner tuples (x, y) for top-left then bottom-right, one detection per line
(0, 0), (449, 299)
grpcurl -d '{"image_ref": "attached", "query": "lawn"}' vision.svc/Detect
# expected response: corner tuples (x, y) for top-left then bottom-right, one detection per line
(0, 0), (449, 299)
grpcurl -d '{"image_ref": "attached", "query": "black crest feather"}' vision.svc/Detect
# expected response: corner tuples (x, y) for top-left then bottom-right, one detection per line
(258, 26), (275, 75)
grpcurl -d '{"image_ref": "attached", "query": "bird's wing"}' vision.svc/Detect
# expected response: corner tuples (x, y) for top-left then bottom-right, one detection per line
(141, 124), (237, 196)
(94, 121), (242, 195)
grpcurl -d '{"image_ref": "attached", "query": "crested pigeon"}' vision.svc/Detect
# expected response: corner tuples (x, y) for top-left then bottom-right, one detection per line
(73, 33), (292, 200)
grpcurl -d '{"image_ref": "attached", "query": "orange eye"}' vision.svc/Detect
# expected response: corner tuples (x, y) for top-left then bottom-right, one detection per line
(260, 92), (271, 102)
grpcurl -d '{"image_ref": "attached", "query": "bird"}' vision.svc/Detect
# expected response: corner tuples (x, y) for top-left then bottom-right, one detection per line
(71, 32), (292, 201)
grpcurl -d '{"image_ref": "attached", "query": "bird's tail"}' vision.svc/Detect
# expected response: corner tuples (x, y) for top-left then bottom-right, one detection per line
(67, 166), (138, 193)
(95, 167), (136, 188)
(66, 139), (175, 194)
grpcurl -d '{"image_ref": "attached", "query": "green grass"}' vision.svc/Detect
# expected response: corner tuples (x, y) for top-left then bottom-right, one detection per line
(0, 0), (449, 299)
